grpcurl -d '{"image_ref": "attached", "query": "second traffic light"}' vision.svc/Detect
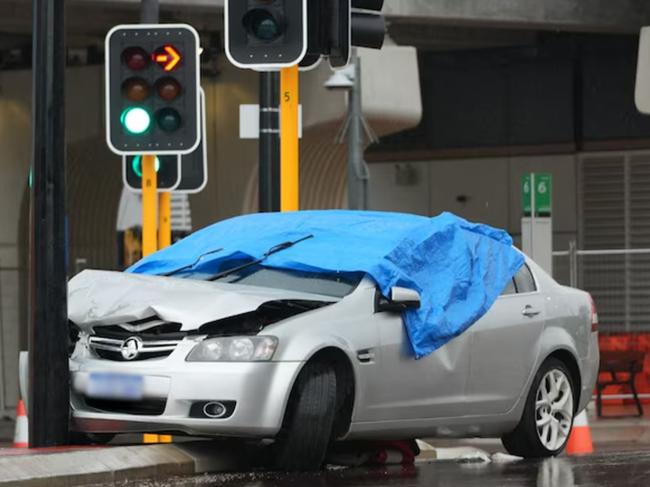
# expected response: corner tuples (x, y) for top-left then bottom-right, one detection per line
(225, 0), (308, 69)
(105, 24), (201, 156)
(304, 0), (386, 69)
(123, 155), (181, 192)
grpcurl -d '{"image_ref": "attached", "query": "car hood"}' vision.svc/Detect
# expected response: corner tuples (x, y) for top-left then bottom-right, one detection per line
(68, 269), (337, 331)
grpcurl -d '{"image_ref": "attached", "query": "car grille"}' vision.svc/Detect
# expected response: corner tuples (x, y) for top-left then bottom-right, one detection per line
(89, 319), (185, 362)
(85, 397), (167, 416)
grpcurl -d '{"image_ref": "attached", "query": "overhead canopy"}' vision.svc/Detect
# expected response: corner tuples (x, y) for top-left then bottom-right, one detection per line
(129, 210), (524, 358)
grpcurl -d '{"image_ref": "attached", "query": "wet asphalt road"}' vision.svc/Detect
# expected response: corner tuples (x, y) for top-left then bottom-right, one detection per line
(114, 450), (650, 487)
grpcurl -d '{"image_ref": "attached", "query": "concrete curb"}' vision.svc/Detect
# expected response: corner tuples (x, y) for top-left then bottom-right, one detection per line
(0, 441), (253, 487)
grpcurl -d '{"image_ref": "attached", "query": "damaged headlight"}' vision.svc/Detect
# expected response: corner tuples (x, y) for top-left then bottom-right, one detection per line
(186, 336), (278, 362)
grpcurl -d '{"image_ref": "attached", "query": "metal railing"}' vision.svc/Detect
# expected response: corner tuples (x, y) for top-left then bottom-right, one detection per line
(553, 245), (650, 333)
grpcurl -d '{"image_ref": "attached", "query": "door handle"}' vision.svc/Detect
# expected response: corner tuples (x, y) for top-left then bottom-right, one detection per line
(522, 305), (541, 318)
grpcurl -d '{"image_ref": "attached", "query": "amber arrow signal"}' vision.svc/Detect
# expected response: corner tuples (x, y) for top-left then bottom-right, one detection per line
(154, 45), (182, 72)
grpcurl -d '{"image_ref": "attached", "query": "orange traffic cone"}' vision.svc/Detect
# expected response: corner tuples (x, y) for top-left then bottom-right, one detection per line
(13, 400), (28, 448)
(566, 410), (593, 456)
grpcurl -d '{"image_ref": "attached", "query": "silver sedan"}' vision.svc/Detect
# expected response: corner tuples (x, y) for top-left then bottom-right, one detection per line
(68, 253), (599, 470)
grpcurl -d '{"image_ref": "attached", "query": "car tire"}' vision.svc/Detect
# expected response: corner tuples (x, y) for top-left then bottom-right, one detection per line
(502, 357), (576, 458)
(271, 362), (338, 471)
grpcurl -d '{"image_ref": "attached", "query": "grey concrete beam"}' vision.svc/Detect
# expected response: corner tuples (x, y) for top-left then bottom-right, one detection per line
(0, 441), (255, 487)
(384, 0), (650, 34)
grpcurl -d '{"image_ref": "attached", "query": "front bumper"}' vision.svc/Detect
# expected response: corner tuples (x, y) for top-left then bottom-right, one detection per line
(70, 340), (303, 438)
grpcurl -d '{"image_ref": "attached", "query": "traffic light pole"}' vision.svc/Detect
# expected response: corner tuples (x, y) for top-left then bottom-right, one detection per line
(140, 0), (159, 23)
(347, 50), (369, 210)
(158, 192), (171, 249)
(139, 0), (169, 444)
(139, 0), (160, 259)
(142, 157), (158, 257)
(29, 0), (70, 446)
(280, 66), (300, 212)
(259, 72), (280, 212)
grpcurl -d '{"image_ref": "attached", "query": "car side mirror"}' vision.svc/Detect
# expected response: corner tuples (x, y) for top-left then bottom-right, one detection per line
(377, 287), (421, 313)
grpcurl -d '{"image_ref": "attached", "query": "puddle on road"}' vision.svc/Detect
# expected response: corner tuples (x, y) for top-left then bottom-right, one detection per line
(96, 450), (650, 487)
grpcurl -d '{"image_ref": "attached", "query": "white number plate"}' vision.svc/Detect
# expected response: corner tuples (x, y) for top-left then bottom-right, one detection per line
(86, 373), (144, 401)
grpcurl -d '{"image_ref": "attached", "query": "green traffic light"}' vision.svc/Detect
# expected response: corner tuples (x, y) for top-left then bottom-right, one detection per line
(132, 156), (161, 178)
(120, 107), (151, 135)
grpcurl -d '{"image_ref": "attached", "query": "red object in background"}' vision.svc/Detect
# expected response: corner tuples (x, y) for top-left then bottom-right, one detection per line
(599, 333), (650, 404)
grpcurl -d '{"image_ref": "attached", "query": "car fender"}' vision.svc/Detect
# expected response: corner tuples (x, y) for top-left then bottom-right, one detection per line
(537, 326), (583, 377)
(505, 326), (582, 424)
(271, 331), (362, 426)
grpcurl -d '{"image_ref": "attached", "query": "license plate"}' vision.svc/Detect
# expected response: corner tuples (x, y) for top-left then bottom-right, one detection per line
(87, 373), (144, 401)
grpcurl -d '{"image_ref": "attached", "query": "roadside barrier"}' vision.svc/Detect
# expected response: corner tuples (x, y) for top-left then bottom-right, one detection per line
(566, 410), (593, 455)
(143, 434), (172, 444)
(13, 399), (28, 448)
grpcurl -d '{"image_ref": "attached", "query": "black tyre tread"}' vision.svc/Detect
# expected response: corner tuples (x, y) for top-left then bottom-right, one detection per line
(502, 357), (574, 458)
(272, 362), (337, 471)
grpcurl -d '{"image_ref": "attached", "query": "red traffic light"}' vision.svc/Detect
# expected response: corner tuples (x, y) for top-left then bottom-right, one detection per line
(122, 47), (149, 70)
(155, 77), (182, 101)
(122, 77), (150, 101)
(153, 45), (182, 72)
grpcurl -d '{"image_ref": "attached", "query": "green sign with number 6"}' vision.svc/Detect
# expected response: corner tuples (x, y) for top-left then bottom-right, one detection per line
(522, 173), (552, 216)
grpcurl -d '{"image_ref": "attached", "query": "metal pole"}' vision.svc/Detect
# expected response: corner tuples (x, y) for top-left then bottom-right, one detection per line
(347, 50), (369, 210)
(30, 0), (69, 446)
(530, 173), (536, 260)
(140, 0), (166, 444)
(280, 66), (300, 212)
(139, 0), (159, 257)
(569, 239), (578, 289)
(140, 0), (159, 23)
(0, 262), (5, 413)
(259, 72), (280, 212)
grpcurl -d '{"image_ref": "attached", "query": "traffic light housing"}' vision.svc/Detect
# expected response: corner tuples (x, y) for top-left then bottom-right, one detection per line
(176, 88), (208, 193)
(105, 24), (201, 156)
(303, 0), (386, 69)
(225, 0), (308, 69)
(123, 155), (181, 192)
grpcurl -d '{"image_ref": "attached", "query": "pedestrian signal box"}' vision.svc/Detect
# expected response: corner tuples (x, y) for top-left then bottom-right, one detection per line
(123, 154), (181, 193)
(105, 24), (201, 155)
(176, 88), (208, 194)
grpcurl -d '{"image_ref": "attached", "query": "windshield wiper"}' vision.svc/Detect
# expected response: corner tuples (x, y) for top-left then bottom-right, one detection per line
(161, 247), (224, 277)
(208, 234), (314, 282)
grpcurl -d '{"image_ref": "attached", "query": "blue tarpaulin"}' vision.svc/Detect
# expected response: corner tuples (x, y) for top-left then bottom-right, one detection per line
(128, 211), (524, 358)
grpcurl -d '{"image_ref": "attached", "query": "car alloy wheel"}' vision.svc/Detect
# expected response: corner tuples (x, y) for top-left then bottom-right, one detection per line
(501, 357), (576, 458)
(535, 369), (574, 451)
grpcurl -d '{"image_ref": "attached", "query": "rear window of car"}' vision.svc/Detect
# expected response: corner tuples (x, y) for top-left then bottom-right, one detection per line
(514, 264), (537, 293)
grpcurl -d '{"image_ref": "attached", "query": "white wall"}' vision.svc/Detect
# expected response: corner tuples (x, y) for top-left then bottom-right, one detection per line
(369, 154), (578, 250)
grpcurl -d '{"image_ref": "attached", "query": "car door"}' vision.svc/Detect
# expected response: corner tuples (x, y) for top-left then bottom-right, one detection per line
(360, 299), (471, 422)
(465, 264), (545, 416)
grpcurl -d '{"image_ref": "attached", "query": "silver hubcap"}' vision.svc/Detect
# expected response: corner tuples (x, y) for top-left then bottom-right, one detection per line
(535, 369), (574, 451)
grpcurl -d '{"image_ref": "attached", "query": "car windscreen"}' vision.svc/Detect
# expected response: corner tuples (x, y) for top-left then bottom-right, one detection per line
(186, 266), (363, 298)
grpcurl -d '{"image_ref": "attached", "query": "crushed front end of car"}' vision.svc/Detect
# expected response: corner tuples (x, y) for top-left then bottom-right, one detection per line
(68, 269), (334, 438)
